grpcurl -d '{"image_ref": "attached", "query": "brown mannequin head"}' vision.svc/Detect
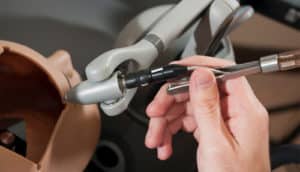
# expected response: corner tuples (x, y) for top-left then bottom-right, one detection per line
(0, 41), (100, 172)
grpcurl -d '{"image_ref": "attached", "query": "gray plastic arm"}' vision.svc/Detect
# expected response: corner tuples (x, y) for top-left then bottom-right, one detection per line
(86, 39), (158, 82)
(148, 0), (213, 51)
(83, 0), (218, 116)
(86, 0), (213, 82)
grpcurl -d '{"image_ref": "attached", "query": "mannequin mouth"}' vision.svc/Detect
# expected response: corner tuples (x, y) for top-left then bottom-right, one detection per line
(0, 47), (65, 162)
(0, 49), (64, 114)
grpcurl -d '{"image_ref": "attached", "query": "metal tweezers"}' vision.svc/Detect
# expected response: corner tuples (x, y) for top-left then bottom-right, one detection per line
(168, 49), (300, 94)
(167, 61), (265, 94)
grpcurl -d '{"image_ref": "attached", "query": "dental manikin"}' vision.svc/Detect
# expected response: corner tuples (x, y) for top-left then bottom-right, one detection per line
(0, 41), (100, 172)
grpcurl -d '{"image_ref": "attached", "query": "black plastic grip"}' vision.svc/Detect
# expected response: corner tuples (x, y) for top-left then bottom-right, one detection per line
(124, 64), (189, 89)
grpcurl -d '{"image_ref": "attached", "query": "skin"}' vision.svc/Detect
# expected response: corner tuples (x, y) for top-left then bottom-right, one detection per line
(145, 56), (270, 172)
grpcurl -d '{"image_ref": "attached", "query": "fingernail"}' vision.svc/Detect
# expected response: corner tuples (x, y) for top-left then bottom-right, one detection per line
(157, 149), (167, 161)
(145, 130), (155, 149)
(146, 129), (152, 140)
(146, 102), (155, 115)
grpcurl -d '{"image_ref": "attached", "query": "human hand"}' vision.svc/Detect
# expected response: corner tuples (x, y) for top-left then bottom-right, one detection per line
(145, 56), (270, 172)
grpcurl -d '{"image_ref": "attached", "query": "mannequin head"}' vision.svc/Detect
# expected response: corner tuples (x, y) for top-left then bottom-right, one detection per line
(0, 41), (100, 172)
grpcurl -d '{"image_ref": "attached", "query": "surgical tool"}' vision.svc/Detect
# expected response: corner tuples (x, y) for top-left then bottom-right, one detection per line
(168, 50), (300, 94)
(65, 49), (300, 103)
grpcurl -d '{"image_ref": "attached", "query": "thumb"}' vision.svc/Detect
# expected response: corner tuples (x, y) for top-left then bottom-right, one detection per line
(189, 68), (224, 141)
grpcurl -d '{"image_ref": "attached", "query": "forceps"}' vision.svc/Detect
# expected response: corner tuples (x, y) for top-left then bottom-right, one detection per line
(168, 50), (300, 94)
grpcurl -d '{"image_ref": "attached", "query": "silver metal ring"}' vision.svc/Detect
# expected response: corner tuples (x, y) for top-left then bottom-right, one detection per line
(260, 54), (279, 73)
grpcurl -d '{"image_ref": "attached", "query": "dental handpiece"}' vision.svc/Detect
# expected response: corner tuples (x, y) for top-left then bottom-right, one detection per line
(65, 64), (195, 104)
(125, 49), (300, 94)
(65, 50), (300, 104)
(168, 49), (300, 94)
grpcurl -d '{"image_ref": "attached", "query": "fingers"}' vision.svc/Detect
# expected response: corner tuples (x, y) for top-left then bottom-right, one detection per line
(173, 55), (234, 68)
(157, 115), (183, 160)
(165, 103), (186, 122)
(145, 56), (240, 160)
(168, 116), (183, 134)
(145, 112), (184, 149)
(145, 118), (167, 149)
(182, 116), (197, 133)
(157, 130), (173, 160)
(222, 95), (269, 147)
(146, 56), (233, 118)
(219, 77), (257, 99)
(145, 113), (184, 160)
(176, 56), (254, 98)
(189, 68), (225, 142)
(155, 117), (183, 160)
(147, 84), (174, 117)
(147, 84), (188, 117)
(179, 56), (268, 148)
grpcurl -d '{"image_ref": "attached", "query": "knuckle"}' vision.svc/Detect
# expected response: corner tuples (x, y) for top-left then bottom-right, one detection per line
(186, 102), (193, 116)
(252, 106), (269, 131)
(260, 111), (269, 128)
(257, 106), (269, 122)
(174, 94), (188, 103)
(194, 96), (219, 115)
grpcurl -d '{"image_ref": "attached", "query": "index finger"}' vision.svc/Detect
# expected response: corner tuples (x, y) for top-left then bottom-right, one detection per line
(172, 55), (234, 67)
(146, 84), (188, 117)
